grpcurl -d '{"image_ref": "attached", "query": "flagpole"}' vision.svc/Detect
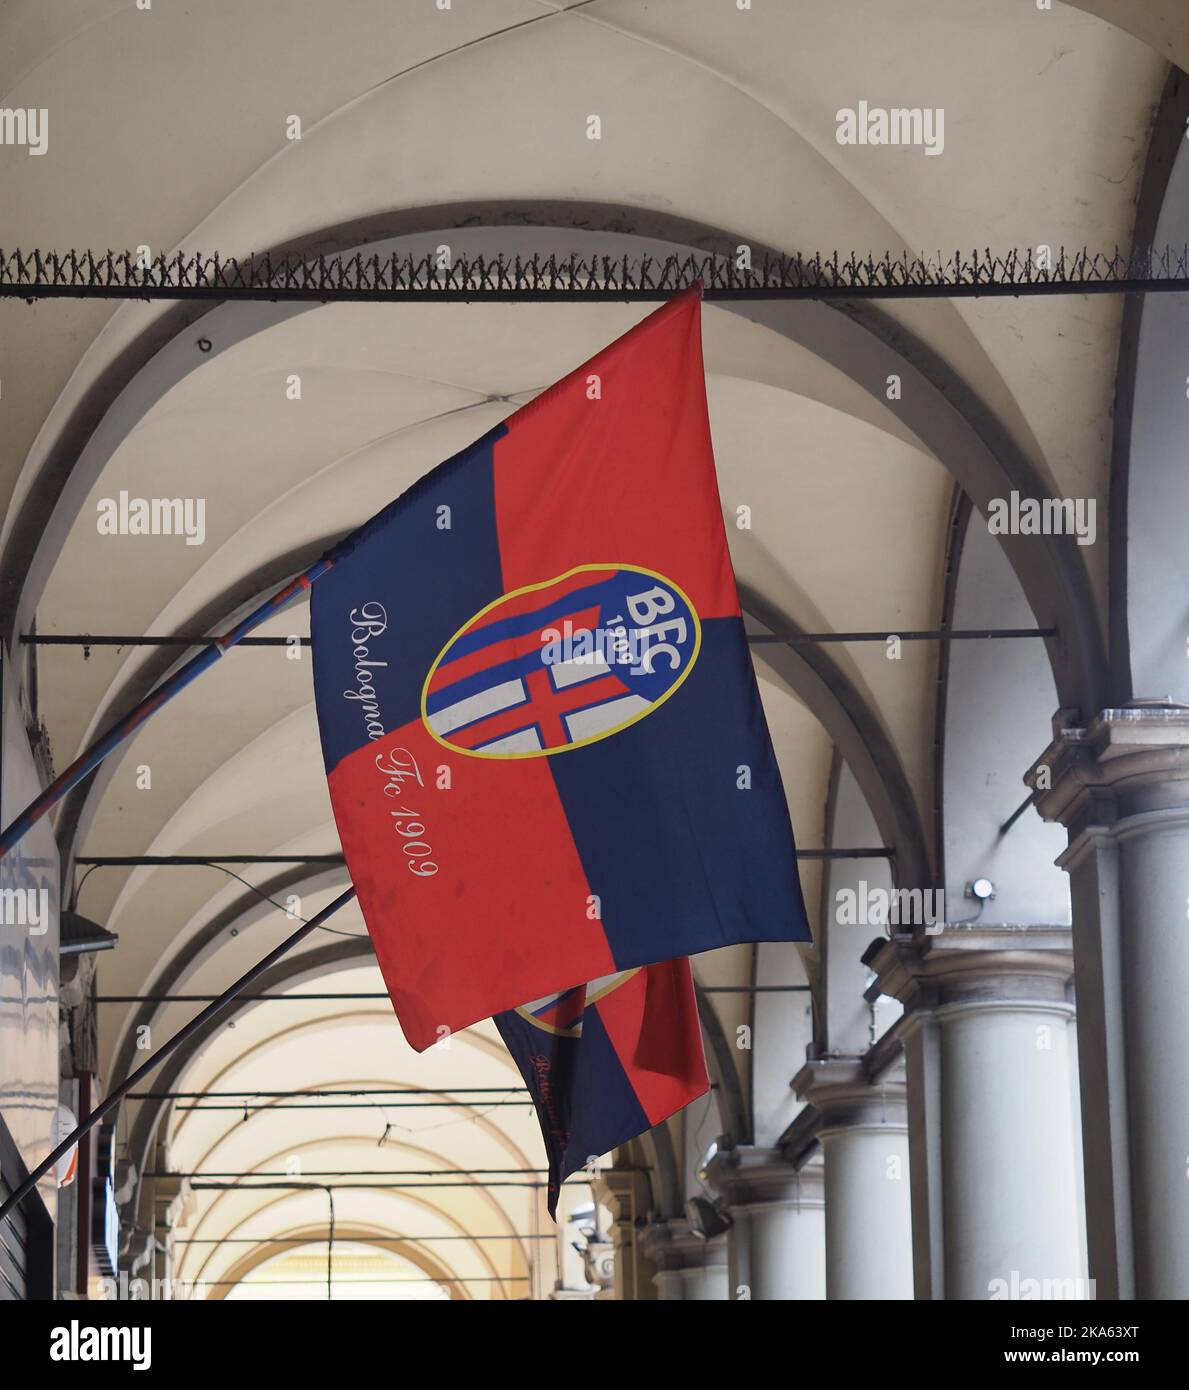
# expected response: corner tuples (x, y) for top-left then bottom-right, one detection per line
(0, 884), (357, 1230)
(0, 559), (333, 859)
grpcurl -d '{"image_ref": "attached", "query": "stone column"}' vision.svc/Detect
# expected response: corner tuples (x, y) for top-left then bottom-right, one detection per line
(864, 928), (1086, 1300)
(1029, 704), (1189, 1298)
(638, 1218), (728, 1300)
(704, 1147), (825, 1300)
(792, 1057), (913, 1299)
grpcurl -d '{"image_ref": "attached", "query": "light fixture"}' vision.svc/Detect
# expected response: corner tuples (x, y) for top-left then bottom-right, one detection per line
(685, 1195), (732, 1241)
(695, 1139), (719, 1183)
(968, 877), (996, 902)
(60, 910), (119, 956)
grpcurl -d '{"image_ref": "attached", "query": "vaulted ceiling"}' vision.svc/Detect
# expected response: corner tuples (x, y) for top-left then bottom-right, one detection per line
(1, 0), (1176, 1296)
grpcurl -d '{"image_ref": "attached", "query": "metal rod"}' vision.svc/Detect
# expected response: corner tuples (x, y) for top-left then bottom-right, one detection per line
(8, 246), (1189, 304)
(0, 562), (333, 859)
(97, 992), (389, 1003)
(169, 1101), (535, 1111)
(132, 1087), (529, 1099)
(750, 628), (1056, 644)
(190, 1180), (547, 1190)
(147, 1169), (550, 1178)
(28, 627), (1055, 648)
(793, 848), (891, 859)
(78, 854), (344, 866)
(999, 792), (1036, 836)
(0, 886), (357, 1230)
(6, 282), (1189, 304)
(171, 1234), (554, 1244)
(78, 850), (346, 861)
(325, 1188), (334, 1300)
(25, 635), (307, 647)
(80, 846), (887, 874)
(194, 1276), (528, 1285)
(701, 985), (812, 993)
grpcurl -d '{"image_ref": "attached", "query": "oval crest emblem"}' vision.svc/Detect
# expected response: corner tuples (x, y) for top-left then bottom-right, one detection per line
(421, 563), (701, 759)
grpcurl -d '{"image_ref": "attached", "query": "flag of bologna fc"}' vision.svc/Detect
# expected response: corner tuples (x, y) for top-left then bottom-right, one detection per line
(311, 286), (811, 1052)
(496, 959), (708, 1217)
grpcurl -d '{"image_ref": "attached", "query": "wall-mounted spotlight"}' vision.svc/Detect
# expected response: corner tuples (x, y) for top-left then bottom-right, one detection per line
(695, 1139), (719, 1183)
(61, 910), (119, 956)
(685, 1195), (733, 1241)
(966, 877), (996, 903)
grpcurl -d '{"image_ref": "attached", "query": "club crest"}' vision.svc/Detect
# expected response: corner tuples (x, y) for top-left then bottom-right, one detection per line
(421, 563), (701, 759)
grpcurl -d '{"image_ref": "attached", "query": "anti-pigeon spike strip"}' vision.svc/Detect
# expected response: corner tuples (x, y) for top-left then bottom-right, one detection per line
(4, 245), (1189, 300)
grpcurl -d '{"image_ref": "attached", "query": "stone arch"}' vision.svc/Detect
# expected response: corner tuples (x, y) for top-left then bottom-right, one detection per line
(202, 1225), (469, 1301)
(3, 208), (1104, 721)
(1107, 67), (1189, 703)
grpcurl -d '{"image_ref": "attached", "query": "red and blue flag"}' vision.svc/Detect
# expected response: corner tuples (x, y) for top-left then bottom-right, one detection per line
(495, 957), (709, 1218)
(310, 287), (810, 1052)
(492, 956), (706, 1217)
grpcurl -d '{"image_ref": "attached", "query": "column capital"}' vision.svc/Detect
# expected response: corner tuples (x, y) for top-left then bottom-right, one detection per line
(637, 1217), (728, 1273)
(594, 1163), (651, 1219)
(862, 927), (1073, 1020)
(1028, 702), (1189, 834)
(791, 1057), (908, 1136)
(703, 1145), (824, 1211)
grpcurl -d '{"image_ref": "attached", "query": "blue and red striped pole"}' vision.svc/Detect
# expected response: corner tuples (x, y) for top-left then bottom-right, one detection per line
(0, 558), (334, 859)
